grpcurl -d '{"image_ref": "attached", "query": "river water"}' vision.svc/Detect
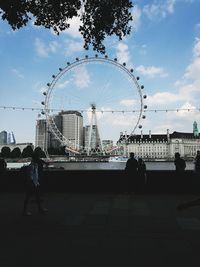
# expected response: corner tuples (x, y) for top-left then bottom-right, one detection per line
(7, 161), (195, 170)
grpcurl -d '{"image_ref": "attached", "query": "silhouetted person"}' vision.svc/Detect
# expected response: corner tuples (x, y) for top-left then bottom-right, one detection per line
(125, 152), (138, 194)
(174, 152), (186, 173)
(194, 150), (200, 174)
(137, 158), (147, 192)
(0, 156), (7, 178)
(177, 151), (200, 211)
(22, 152), (47, 216)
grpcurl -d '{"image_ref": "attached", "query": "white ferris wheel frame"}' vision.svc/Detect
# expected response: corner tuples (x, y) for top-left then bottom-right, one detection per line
(42, 55), (147, 154)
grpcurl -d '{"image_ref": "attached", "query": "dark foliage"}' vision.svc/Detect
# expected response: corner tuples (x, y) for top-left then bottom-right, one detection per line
(10, 147), (21, 158)
(1, 146), (11, 158)
(21, 145), (33, 158)
(0, 0), (133, 53)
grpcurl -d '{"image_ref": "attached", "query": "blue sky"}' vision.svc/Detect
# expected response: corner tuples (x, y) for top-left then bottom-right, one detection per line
(1, 0), (200, 145)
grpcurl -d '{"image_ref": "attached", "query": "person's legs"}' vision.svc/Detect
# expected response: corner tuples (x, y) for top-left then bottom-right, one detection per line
(23, 184), (33, 215)
(35, 186), (47, 214)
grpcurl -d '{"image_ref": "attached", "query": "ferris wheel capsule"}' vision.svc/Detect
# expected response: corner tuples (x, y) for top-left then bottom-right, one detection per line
(143, 95), (147, 99)
(138, 125), (142, 129)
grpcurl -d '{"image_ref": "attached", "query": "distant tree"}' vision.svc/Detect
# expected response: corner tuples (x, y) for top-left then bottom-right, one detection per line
(10, 147), (21, 158)
(1, 146), (11, 158)
(0, 0), (133, 53)
(21, 145), (34, 158)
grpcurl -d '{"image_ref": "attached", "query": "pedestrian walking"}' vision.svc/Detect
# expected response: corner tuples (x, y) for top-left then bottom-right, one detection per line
(125, 152), (138, 194)
(22, 152), (48, 216)
(137, 158), (147, 192)
(174, 152), (186, 173)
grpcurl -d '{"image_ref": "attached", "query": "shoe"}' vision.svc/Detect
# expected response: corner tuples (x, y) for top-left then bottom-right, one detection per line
(22, 211), (32, 216)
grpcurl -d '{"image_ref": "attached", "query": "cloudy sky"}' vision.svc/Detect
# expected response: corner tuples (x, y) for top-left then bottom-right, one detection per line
(0, 0), (200, 145)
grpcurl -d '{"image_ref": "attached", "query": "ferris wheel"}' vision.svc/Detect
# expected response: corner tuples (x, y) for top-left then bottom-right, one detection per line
(41, 55), (147, 155)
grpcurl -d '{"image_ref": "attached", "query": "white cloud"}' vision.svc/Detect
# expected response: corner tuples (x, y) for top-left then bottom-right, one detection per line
(174, 102), (198, 119)
(35, 38), (49, 57)
(64, 39), (84, 56)
(143, 0), (176, 20)
(49, 41), (60, 53)
(177, 38), (200, 86)
(50, 15), (82, 39)
(56, 80), (70, 89)
(120, 99), (137, 107)
(11, 68), (24, 79)
(193, 38), (200, 58)
(35, 38), (60, 57)
(131, 5), (142, 31)
(66, 16), (82, 38)
(73, 65), (90, 88)
(116, 42), (130, 64)
(146, 92), (180, 106)
(136, 65), (168, 78)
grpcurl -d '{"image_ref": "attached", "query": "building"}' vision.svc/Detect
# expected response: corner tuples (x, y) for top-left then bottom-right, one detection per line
(84, 125), (101, 152)
(118, 122), (200, 159)
(7, 132), (16, 144)
(0, 131), (8, 145)
(102, 140), (114, 151)
(60, 111), (83, 150)
(35, 119), (49, 150)
(36, 111), (84, 151)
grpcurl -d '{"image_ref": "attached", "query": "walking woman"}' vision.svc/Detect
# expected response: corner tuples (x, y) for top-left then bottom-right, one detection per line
(22, 152), (47, 216)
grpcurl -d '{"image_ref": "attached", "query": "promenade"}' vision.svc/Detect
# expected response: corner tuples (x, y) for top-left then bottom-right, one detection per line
(1, 192), (200, 267)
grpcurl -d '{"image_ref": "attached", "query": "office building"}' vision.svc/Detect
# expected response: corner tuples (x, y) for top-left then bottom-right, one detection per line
(60, 111), (83, 150)
(36, 111), (83, 151)
(84, 125), (101, 151)
(0, 131), (8, 145)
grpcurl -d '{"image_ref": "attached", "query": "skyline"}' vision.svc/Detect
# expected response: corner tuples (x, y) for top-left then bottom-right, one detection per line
(1, 0), (200, 144)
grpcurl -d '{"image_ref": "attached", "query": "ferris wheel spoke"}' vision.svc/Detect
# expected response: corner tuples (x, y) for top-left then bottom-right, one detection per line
(43, 55), (147, 155)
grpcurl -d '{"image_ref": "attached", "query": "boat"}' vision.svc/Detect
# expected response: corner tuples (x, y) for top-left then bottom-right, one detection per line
(109, 156), (128, 162)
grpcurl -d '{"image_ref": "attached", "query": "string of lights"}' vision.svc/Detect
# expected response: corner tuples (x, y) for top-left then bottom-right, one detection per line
(0, 105), (200, 113)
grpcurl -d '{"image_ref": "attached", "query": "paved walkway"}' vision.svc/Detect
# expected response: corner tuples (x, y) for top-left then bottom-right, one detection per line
(1, 193), (200, 267)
